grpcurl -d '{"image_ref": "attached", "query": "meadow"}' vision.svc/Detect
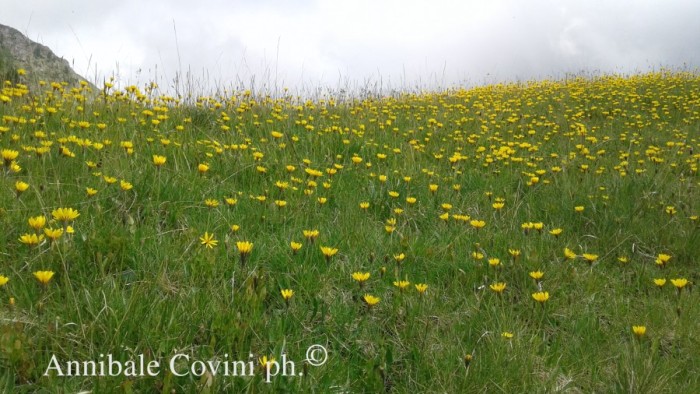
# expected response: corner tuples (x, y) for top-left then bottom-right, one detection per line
(0, 70), (698, 393)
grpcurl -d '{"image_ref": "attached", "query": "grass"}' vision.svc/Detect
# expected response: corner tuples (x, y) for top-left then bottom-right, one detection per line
(0, 70), (698, 393)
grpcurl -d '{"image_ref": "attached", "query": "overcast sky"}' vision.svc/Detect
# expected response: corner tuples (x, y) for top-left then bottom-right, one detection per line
(2, 0), (699, 95)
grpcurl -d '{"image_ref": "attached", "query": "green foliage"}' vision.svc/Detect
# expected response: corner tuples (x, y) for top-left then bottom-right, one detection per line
(0, 71), (698, 392)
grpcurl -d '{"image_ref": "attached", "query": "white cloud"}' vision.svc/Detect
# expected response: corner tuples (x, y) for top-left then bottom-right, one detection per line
(1, 0), (698, 95)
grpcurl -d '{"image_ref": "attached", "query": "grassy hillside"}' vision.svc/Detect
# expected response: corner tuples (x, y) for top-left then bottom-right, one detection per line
(0, 71), (698, 392)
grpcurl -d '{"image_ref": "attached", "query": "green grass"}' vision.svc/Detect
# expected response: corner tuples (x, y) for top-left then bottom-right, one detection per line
(0, 71), (698, 392)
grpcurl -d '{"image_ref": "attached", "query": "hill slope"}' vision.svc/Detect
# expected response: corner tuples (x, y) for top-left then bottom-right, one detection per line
(0, 23), (93, 88)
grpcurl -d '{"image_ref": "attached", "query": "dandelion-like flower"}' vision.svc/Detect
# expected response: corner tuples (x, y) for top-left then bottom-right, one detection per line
(237, 241), (254, 265)
(320, 246), (338, 262)
(15, 181), (29, 194)
(19, 233), (44, 246)
(52, 208), (80, 223)
(532, 291), (550, 303)
(28, 215), (46, 231)
(671, 278), (688, 290)
(44, 228), (64, 242)
(469, 220), (486, 230)
(632, 325), (646, 338)
(415, 283), (428, 294)
(303, 229), (319, 243)
(582, 253), (599, 264)
(34, 270), (55, 285)
(352, 272), (370, 287)
(549, 228), (563, 236)
(199, 232), (218, 248)
(120, 180), (133, 191)
(490, 282), (506, 293)
(393, 280), (410, 291)
(280, 289), (294, 304)
(655, 253), (671, 268)
(1, 149), (19, 165)
(290, 241), (302, 254)
(529, 271), (544, 281)
(363, 294), (380, 307)
(152, 155), (167, 167)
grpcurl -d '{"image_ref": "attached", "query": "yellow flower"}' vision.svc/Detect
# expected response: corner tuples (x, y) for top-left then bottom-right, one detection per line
(303, 229), (319, 242)
(549, 228), (563, 236)
(564, 247), (577, 260)
(290, 241), (302, 254)
(393, 253), (406, 263)
(508, 249), (521, 259)
(52, 208), (80, 222)
(198, 163), (209, 174)
(582, 253), (599, 263)
(360, 202), (370, 209)
(464, 354), (473, 367)
(19, 233), (44, 245)
(363, 294), (380, 307)
(532, 291), (550, 303)
(15, 181), (29, 193)
(492, 202), (505, 210)
(259, 355), (276, 370)
(489, 282), (506, 293)
(632, 325), (646, 337)
(653, 278), (666, 287)
(199, 232), (218, 248)
(352, 272), (370, 286)
(469, 220), (486, 230)
(0, 275), (9, 287)
(488, 258), (501, 267)
(655, 253), (671, 267)
(320, 246), (338, 261)
(415, 283), (428, 294)
(618, 256), (629, 264)
(393, 280), (410, 290)
(472, 252), (484, 260)
(104, 176), (117, 184)
(317, 197), (327, 205)
(529, 271), (544, 280)
(230, 224), (240, 233)
(1, 149), (19, 164)
(152, 155), (167, 166)
(44, 228), (64, 241)
(280, 289), (294, 301)
(28, 215), (46, 231)
(670, 278), (688, 289)
(501, 332), (514, 339)
(120, 180), (133, 191)
(429, 184), (438, 193)
(406, 197), (417, 204)
(86, 187), (98, 196)
(225, 198), (238, 206)
(204, 198), (219, 208)
(33, 270), (55, 285)
(237, 241), (254, 256)
(574, 206), (585, 212)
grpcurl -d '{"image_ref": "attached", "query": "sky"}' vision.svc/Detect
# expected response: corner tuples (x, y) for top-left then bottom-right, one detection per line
(2, 0), (699, 96)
